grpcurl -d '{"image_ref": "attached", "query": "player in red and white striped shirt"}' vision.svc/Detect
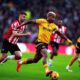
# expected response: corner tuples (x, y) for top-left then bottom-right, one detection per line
(0, 11), (31, 63)
(48, 20), (67, 66)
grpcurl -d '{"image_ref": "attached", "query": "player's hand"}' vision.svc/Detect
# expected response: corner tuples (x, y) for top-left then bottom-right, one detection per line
(26, 32), (31, 36)
(67, 39), (72, 44)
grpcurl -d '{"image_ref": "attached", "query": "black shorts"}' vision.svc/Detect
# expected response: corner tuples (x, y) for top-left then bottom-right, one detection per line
(76, 42), (80, 54)
(35, 42), (48, 54)
(50, 41), (59, 56)
(50, 41), (59, 50)
(1, 39), (20, 55)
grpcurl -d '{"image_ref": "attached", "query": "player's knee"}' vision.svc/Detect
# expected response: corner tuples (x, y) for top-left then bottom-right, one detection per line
(0, 55), (7, 62)
(75, 55), (79, 59)
(42, 53), (47, 58)
(1, 57), (6, 61)
(53, 52), (58, 56)
(15, 55), (22, 60)
(2, 54), (7, 59)
(41, 49), (48, 58)
(14, 52), (22, 60)
(75, 54), (79, 58)
(45, 53), (47, 58)
(33, 59), (39, 63)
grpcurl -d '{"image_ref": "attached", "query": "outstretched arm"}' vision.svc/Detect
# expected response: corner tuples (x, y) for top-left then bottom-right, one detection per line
(17, 20), (36, 29)
(56, 30), (72, 44)
(17, 18), (45, 29)
(12, 30), (31, 37)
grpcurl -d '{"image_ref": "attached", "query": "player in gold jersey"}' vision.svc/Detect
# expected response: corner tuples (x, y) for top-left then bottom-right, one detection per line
(16, 11), (72, 76)
(66, 37), (80, 72)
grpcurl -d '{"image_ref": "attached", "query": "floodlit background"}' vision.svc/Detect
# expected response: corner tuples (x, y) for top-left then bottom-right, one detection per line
(0, 0), (80, 46)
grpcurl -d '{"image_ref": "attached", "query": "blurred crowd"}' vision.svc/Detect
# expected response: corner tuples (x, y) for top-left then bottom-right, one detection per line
(0, 0), (80, 47)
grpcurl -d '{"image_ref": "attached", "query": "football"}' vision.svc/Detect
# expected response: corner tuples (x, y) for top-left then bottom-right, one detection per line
(50, 71), (59, 80)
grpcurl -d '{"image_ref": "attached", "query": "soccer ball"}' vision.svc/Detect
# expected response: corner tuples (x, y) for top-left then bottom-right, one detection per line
(50, 71), (59, 80)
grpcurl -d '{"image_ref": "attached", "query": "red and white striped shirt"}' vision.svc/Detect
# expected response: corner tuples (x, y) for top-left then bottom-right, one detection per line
(4, 20), (26, 44)
(50, 25), (67, 44)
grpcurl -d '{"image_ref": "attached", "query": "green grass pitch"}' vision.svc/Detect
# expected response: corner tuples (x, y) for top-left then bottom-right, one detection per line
(0, 53), (80, 80)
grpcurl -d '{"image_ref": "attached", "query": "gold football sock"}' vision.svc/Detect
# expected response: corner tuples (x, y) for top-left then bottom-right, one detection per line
(69, 57), (77, 66)
(43, 64), (49, 72)
(22, 60), (27, 64)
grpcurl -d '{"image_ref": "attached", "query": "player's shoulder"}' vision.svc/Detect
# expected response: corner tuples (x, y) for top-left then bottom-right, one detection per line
(10, 19), (19, 29)
(51, 23), (58, 31)
(12, 20), (19, 26)
(52, 22), (57, 25)
(51, 22), (58, 28)
(37, 18), (47, 22)
(12, 20), (19, 24)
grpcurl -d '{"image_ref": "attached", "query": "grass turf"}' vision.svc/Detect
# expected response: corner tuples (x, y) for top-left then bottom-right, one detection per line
(0, 53), (80, 80)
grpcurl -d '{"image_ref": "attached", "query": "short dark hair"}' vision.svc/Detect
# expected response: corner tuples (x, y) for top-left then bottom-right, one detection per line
(19, 11), (26, 15)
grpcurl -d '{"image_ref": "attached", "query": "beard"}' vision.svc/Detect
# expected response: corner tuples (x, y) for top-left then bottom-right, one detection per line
(20, 19), (26, 23)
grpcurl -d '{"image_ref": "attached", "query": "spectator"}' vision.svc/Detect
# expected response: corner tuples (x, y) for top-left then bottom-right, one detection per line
(0, 0), (80, 48)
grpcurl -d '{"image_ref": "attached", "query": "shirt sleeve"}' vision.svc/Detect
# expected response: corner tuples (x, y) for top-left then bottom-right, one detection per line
(11, 21), (18, 31)
(36, 19), (46, 24)
(53, 24), (58, 31)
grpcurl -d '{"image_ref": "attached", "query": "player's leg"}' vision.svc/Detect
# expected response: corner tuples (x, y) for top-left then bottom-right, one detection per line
(69, 54), (79, 66)
(17, 52), (42, 72)
(14, 51), (22, 60)
(41, 48), (52, 76)
(0, 52), (20, 63)
(37, 43), (53, 76)
(66, 47), (80, 72)
(0, 39), (8, 63)
(77, 42), (80, 66)
(66, 53), (79, 72)
(1, 55), (15, 63)
(48, 47), (57, 66)
(17, 42), (52, 76)
(10, 44), (22, 60)
(77, 42), (80, 67)
(36, 43), (51, 75)
(22, 52), (42, 64)
(21, 42), (45, 64)
(78, 56), (80, 67)
(1, 44), (21, 63)
(48, 42), (59, 67)
(0, 53), (7, 63)
(16, 43), (44, 72)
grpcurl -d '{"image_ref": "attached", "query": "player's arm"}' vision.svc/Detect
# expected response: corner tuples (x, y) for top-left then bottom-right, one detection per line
(12, 30), (31, 37)
(13, 31), (31, 37)
(17, 19), (44, 29)
(53, 23), (72, 44)
(17, 20), (36, 29)
(63, 27), (71, 39)
(56, 30), (72, 44)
